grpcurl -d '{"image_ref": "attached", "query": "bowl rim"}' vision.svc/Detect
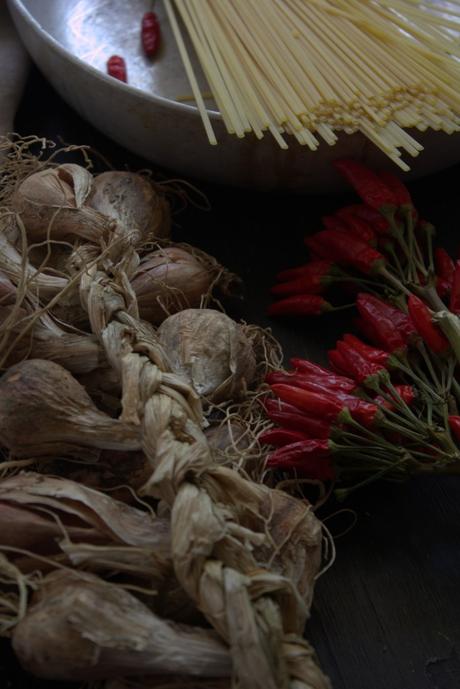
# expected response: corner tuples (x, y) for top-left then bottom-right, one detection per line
(8, 0), (221, 121)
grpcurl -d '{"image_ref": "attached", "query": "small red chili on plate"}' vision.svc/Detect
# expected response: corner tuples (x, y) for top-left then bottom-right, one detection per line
(107, 55), (127, 82)
(142, 11), (161, 57)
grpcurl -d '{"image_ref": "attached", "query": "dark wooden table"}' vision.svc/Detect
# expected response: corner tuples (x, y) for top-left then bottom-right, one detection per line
(2, 67), (460, 689)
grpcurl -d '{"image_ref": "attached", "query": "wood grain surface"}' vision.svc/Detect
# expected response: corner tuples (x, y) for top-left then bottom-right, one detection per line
(2, 66), (459, 689)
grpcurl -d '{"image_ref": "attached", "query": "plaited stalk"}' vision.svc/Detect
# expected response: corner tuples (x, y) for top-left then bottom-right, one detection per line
(77, 234), (331, 689)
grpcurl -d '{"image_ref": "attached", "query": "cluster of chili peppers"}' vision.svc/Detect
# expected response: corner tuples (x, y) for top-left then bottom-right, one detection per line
(265, 159), (460, 496)
(107, 11), (161, 83)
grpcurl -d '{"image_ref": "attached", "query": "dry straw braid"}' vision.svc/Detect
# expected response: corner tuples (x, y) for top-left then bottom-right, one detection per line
(79, 227), (330, 689)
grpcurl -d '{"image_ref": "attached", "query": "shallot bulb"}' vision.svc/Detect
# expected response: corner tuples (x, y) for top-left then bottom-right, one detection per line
(12, 164), (115, 242)
(87, 171), (170, 241)
(132, 247), (215, 324)
(158, 309), (256, 403)
(0, 472), (170, 568)
(12, 571), (232, 681)
(0, 359), (141, 457)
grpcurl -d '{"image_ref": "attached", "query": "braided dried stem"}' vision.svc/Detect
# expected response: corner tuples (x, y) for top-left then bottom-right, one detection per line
(80, 235), (330, 689)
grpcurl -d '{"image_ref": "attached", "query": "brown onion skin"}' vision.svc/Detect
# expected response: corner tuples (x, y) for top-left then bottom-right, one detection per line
(132, 247), (213, 324)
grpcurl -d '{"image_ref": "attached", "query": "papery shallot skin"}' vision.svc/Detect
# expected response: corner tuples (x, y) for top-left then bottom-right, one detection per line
(132, 247), (213, 323)
(12, 571), (232, 681)
(158, 308), (256, 403)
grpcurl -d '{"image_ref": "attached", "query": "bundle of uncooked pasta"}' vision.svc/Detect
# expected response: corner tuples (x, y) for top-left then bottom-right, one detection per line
(166, 0), (460, 168)
(0, 137), (331, 689)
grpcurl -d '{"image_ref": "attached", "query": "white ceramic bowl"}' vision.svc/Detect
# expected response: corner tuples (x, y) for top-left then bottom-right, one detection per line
(8, 0), (460, 191)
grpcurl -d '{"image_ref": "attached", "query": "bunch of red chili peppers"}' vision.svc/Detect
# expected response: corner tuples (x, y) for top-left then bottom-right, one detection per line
(107, 11), (161, 83)
(264, 159), (460, 497)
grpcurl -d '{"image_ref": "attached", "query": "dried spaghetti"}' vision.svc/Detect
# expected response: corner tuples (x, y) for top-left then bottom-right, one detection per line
(167, 0), (460, 169)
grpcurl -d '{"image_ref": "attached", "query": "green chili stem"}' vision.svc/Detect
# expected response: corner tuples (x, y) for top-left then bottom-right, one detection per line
(335, 457), (411, 499)
(417, 341), (441, 391)
(435, 310), (460, 366)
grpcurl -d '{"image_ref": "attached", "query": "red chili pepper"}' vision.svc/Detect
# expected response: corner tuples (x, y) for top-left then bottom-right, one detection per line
(141, 12), (161, 57)
(276, 260), (334, 283)
(266, 440), (335, 481)
(356, 294), (411, 351)
(328, 348), (350, 376)
(324, 213), (376, 245)
(259, 428), (310, 447)
(449, 260), (460, 315)
(353, 316), (381, 347)
(266, 370), (357, 394)
(107, 55), (127, 82)
(336, 204), (390, 235)
(435, 248), (454, 298)
(271, 261), (335, 296)
(342, 215), (377, 246)
(408, 295), (450, 354)
(335, 394), (380, 427)
(321, 215), (347, 232)
(378, 171), (413, 209)
(268, 295), (332, 317)
(264, 404), (332, 439)
(271, 384), (343, 419)
(290, 357), (354, 388)
(336, 340), (387, 385)
(364, 297), (416, 343)
(333, 159), (397, 214)
(271, 383), (379, 428)
(342, 334), (389, 366)
(449, 415), (460, 443)
(305, 230), (385, 274)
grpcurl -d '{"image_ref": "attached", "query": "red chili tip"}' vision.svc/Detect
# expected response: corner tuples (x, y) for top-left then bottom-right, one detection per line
(336, 204), (390, 235)
(333, 159), (397, 212)
(306, 229), (384, 275)
(267, 294), (331, 317)
(107, 55), (127, 82)
(342, 333), (389, 366)
(378, 171), (413, 208)
(266, 440), (334, 481)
